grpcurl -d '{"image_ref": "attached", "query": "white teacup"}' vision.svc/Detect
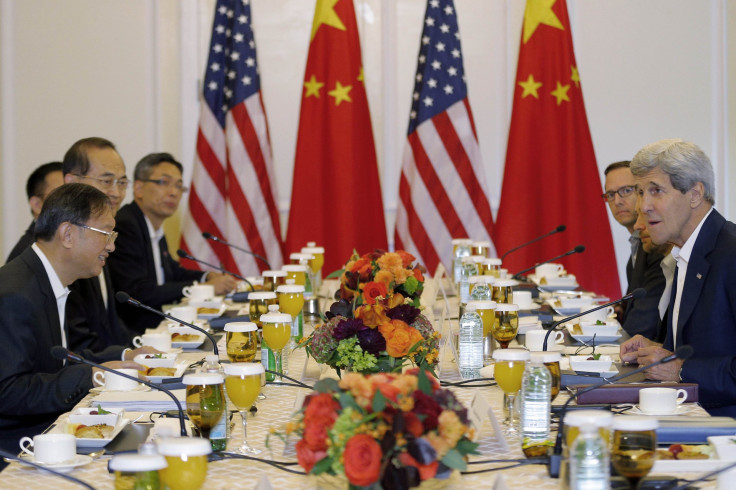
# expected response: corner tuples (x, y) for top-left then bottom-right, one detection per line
(639, 387), (688, 414)
(165, 305), (198, 324)
(19, 433), (76, 464)
(93, 368), (140, 391)
(578, 306), (615, 323)
(535, 263), (564, 278)
(525, 329), (564, 351)
(182, 284), (214, 303)
(512, 291), (533, 310)
(132, 332), (172, 351)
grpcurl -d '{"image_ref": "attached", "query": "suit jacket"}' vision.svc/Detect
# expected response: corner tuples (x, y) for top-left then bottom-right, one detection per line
(108, 201), (202, 332)
(5, 220), (34, 263)
(663, 210), (736, 417)
(67, 266), (136, 352)
(621, 244), (666, 340)
(0, 248), (93, 453)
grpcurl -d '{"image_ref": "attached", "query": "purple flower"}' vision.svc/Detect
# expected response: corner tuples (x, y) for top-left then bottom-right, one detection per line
(326, 299), (353, 320)
(333, 318), (364, 340)
(357, 328), (386, 355)
(387, 304), (420, 324)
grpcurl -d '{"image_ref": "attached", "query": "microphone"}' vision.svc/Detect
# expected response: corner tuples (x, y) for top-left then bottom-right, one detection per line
(512, 245), (585, 280)
(542, 288), (646, 351)
(202, 232), (272, 270)
(0, 447), (96, 488)
(176, 249), (254, 291)
(548, 344), (694, 477)
(50, 346), (188, 437)
(500, 225), (566, 261)
(115, 291), (219, 356)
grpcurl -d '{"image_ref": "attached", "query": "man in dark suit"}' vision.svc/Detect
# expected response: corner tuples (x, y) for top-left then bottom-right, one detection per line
(0, 184), (152, 462)
(62, 137), (136, 349)
(603, 161), (666, 339)
(620, 138), (736, 416)
(108, 153), (236, 332)
(5, 161), (63, 263)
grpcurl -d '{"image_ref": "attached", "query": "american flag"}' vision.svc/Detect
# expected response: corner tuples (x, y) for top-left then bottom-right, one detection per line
(394, 0), (495, 275)
(181, 0), (283, 276)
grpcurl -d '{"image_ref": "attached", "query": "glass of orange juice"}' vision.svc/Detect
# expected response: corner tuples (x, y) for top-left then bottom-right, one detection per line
(223, 363), (264, 455)
(302, 244), (324, 283)
(248, 291), (277, 328)
(472, 240), (492, 258)
(262, 270), (287, 292)
(480, 258), (502, 277)
(282, 264), (307, 286)
(276, 284), (305, 340)
(156, 437), (211, 490)
(224, 322), (258, 362)
(492, 348), (530, 432)
(259, 305), (291, 379)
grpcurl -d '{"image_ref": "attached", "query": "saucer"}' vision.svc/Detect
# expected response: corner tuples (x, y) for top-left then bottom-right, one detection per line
(630, 404), (689, 416)
(90, 383), (151, 394)
(19, 454), (92, 473)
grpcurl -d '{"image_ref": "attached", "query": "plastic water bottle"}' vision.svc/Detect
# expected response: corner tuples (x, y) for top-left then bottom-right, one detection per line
(458, 257), (478, 317)
(520, 357), (552, 457)
(569, 424), (609, 490)
(203, 355), (230, 452)
(452, 238), (472, 284)
(458, 304), (483, 379)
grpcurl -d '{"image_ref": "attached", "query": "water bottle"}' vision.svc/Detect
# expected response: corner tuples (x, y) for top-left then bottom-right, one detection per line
(458, 304), (483, 379)
(452, 238), (472, 284)
(569, 424), (609, 490)
(520, 358), (552, 457)
(202, 355), (230, 452)
(458, 257), (478, 317)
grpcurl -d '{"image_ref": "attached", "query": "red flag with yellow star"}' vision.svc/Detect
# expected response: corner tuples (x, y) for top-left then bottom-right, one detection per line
(495, 0), (620, 299)
(285, 0), (387, 274)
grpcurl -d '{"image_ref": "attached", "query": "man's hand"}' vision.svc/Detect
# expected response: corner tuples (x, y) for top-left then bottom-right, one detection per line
(205, 272), (238, 295)
(634, 346), (682, 381)
(92, 360), (145, 386)
(620, 334), (659, 363)
(125, 346), (162, 361)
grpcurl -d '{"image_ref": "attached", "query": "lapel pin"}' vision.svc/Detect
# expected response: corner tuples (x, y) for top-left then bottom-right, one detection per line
(696, 273), (702, 280)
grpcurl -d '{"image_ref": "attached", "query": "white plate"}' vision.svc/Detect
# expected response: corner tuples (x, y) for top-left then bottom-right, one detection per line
(530, 275), (579, 291)
(133, 352), (179, 368)
(545, 299), (581, 315)
(519, 303), (542, 311)
(629, 405), (691, 416)
(144, 362), (188, 383)
(69, 406), (125, 427)
(57, 414), (131, 448)
(196, 303), (227, 320)
(18, 454), (92, 473)
(566, 324), (622, 344)
(90, 383), (151, 394)
(652, 457), (730, 474)
(171, 334), (206, 349)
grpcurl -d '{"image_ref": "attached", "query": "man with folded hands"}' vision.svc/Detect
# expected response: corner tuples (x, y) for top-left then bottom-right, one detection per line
(0, 184), (156, 465)
(620, 138), (736, 417)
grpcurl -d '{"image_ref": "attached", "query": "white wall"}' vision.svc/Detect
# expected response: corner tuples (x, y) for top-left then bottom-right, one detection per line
(1, 0), (732, 292)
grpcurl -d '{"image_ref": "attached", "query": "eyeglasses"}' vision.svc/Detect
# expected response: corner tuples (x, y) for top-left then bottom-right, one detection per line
(74, 223), (118, 245)
(602, 185), (635, 201)
(140, 178), (189, 192)
(73, 174), (130, 190)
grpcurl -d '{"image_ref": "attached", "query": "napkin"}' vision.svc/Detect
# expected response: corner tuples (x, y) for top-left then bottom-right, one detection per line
(91, 389), (187, 412)
(517, 316), (542, 334)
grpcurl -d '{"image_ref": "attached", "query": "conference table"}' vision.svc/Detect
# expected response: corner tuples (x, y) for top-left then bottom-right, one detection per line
(0, 287), (721, 489)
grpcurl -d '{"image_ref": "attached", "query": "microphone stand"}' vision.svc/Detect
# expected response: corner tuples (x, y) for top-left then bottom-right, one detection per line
(50, 346), (188, 437)
(512, 245), (585, 280)
(501, 225), (566, 261)
(176, 249), (254, 292)
(115, 292), (220, 356)
(202, 232), (272, 270)
(0, 448), (95, 489)
(548, 345), (694, 477)
(542, 288), (646, 351)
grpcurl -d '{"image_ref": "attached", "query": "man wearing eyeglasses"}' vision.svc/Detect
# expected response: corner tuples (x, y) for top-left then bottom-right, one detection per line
(0, 184), (153, 464)
(62, 137), (136, 351)
(109, 153), (237, 331)
(603, 161), (665, 340)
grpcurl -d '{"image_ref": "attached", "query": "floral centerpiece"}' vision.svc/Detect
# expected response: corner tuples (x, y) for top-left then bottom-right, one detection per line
(270, 369), (477, 489)
(302, 250), (439, 375)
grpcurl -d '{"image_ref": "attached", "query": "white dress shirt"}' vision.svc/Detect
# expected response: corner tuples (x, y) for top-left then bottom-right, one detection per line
(32, 243), (70, 348)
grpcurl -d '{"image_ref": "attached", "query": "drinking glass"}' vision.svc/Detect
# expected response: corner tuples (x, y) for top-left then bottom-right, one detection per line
(491, 279), (517, 304)
(468, 300), (497, 338)
(223, 363), (264, 455)
(276, 284), (305, 339)
(248, 292), (277, 328)
(262, 270), (287, 292)
(259, 305), (292, 378)
(224, 322), (258, 362)
(481, 258), (502, 277)
(492, 303), (519, 348)
(472, 240), (492, 258)
(156, 438), (211, 490)
(182, 373), (225, 441)
(610, 417), (658, 489)
(282, 264), (307, 286)
(492, 348), (530, 432)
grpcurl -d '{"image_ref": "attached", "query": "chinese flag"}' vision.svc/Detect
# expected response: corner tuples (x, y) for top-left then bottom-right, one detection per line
(285, 0), (387, 275)
(495, 0), (620, 300)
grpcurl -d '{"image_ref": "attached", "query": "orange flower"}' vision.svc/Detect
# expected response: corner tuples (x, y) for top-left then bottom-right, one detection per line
(385, 293), (405, 308)
(404, 412), (424, 437)
(304, 392), (340, 426)
(377, 252), (403, 273)
(413, 267), (424, 283)
(339, 373), (376, 407)
(296, 439), (326, 473)
(355, 304), (390, 328)
(398, 451), (438, 481)
(374, 269), (393, 286)
(302, 421), (328, 451)
(379, 319), (424, 358)
(396, 250), (416, 268)
(344, 434), (382, 487)
(361, 281), (388, 305)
